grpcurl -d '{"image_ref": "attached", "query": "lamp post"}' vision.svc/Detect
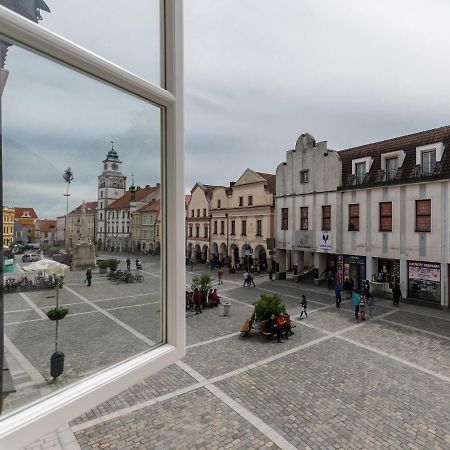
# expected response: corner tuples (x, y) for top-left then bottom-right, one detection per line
(208, 212), (212, 266)
(225, 213), (229, 266)
(63, 168), (74, 252)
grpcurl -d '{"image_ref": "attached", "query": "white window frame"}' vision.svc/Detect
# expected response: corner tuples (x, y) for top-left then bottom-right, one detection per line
(0, 1), (185, 448)
(351, 156), (373, 175)
(380, 150), (406, 171)
(415, 142), (443, 165)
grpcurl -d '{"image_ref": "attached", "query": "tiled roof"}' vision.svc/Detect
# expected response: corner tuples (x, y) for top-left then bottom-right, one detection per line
(107, 186), (159, 209)
(14, 207), (37, 219)
(256, 172), (276, 194)
(69, 201), (97, 215)
(338, 125), (450, 187)
(138, 199), (160, 213)
(36, 219), (57, 232)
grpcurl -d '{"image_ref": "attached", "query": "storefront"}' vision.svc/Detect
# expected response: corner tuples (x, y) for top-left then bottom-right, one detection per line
(371, 259), (400, 295)
(342, 255), (366, 290)
(407, 261), (441, 304)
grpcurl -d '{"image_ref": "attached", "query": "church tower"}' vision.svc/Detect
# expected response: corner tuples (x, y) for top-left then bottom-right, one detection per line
(96, 142), (127, 248)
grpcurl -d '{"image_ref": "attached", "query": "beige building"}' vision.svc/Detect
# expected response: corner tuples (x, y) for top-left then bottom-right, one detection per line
(186, 170), (276, 270)
(35, 219), (58, 246)
(3, 206), (14, 246)
(65, 201), (97, 249)
(132, 200), (161, 254)
(276, 128), (450, 308)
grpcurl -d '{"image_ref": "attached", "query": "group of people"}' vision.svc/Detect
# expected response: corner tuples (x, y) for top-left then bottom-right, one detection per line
(243, 271), (256, 287)
(186, 288), (221, 315)
(266, 314), (294, 343)
(126, 257), (142, 271)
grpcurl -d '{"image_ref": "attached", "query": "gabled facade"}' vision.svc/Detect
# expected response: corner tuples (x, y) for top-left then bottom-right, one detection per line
(275, 127), (450, 308)
(132, 200), (161, 254)
(2, 206), (14, 246)
(14, 207), (38, 243)
(65, 201), (97, 249)
(34, 219), (57, 245)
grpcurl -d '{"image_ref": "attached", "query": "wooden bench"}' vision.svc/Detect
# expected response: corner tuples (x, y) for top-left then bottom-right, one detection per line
(240, 311), (256, 336)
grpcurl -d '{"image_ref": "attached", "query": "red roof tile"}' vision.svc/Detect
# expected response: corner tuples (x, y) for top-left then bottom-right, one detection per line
(107, 186), (159, 209)
(36, 219), (57, 232)
(138, 199), (160, 213)
(69, 201), (97, 215)
(14, 207), (38, 219)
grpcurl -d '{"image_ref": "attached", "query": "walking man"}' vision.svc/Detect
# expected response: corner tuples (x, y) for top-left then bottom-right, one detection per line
(367, 292), (375, 318)
(335, 283), (342, 308)
(243, 271), (249, 287)
(218, 267), (224, 285)
(248, 273), (256, 287)
(299, 295), (308, 319)
(126, 257), (131, 271)
(85, 268), (92, 287)
(392, 283), (402, 307)
(193, 288), (202, 315)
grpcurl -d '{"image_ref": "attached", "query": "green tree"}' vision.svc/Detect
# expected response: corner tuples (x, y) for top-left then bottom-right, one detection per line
(191, 273), (213, 299)
(254, 293), (285, 322)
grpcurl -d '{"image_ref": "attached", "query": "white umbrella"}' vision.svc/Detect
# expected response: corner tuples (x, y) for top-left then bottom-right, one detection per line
(23, 259), (69, 275)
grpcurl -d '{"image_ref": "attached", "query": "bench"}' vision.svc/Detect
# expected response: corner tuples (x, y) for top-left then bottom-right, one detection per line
(240, 311), (256, 336)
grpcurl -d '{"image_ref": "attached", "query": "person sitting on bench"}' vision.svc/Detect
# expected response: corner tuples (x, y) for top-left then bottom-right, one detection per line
(267, 315), (283, 343)
(275, 315), (291, 339)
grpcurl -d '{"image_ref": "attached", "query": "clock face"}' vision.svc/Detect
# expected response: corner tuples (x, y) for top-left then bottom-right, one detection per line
(111, 163), (119, 170)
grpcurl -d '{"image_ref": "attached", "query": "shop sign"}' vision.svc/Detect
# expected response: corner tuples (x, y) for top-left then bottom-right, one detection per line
(294, 231), (313, 249)
(344, 255), (366, 265)
(319, 232), (332, 250)
(408, 261), (440, 282)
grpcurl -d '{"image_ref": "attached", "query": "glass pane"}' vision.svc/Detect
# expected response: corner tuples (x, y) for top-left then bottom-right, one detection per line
(0, 0), (162, 85)
(1, 40), (163, 416)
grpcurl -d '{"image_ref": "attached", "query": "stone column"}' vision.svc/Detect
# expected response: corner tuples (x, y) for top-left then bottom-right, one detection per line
(276, 249), (287, 280)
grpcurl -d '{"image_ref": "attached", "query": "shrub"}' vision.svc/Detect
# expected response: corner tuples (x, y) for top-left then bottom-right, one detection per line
(46, 307), (69, 321)
(97, 259), (108, 270)
(254, 293), (285, 322)
(191, 273), (213, 297)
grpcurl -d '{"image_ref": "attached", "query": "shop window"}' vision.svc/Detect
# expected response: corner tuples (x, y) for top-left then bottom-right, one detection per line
(322, 205), (331, 231)
(231, 220), (236, 235)
(379, 202), (392, 231)
(300, 207), (308, 230)
(348, 204), (360, 231)
(415, 199), (431, 232)
(241, 220), (247, 235)
(256, 219), (262, 236)
(281, 208), (289, 230)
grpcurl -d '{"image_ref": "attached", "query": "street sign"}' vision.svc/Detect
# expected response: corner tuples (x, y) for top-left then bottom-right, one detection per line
(244, 249), (253, 256)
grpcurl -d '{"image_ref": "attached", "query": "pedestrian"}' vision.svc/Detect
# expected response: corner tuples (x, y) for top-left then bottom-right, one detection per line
(126, 257), (131, 271)
(243, 271), (249, 287)
(392, 283), (402, 307)
(335, 283), (342, 308)
(327, 270), (334, 289)
(359, 292), (366, 321)
(343, 278), (351, 299)
(267, 315), (283, 343)
(299, 295), (308, 319)
(218, 267), (224, 285)
(248, 273), (256, 287)
(353, 290), (360, 319)
(364, 279), (370, 297)
(85, 268), (92, 287)
(348, 277), (355, 298)
(367, 292), (375, 318)
(193, 288), (202, 315)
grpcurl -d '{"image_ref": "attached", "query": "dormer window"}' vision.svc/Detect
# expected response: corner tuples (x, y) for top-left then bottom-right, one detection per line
(421, 149), (436, 176)
(415, 143), (443, 178)
(355, 162), (367, 184)
(385, 157), (398, 181)
(349, 157), (373, 186)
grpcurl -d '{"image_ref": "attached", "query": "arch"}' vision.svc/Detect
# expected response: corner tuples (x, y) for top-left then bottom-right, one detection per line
(149, 243), (154, 253)
(211, 242), (219, 256)
(201, 244), (208, 261)
(219, 243), (227, 258)
(255, 245), (267, 270)
(240, 243), (253, 258)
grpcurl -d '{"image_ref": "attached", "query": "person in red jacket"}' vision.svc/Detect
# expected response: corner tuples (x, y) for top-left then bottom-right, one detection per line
(193, 288), (202, 315)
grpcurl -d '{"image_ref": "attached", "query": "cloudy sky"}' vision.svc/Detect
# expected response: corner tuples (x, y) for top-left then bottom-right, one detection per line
(3, 0), (450, 218)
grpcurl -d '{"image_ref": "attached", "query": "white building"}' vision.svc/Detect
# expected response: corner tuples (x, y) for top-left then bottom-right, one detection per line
(276, 128), (450, 308)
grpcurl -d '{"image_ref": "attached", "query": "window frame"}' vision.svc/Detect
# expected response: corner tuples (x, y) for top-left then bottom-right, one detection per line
(239, 196), (244, 207)
(348, 204), (360, 231)
(300, 170), (309, 184)
(0, 2), (185, 447)
(415, 199), (431, 232)
(379, 202), (393, 232)
(322, 205), (331, 231)
(230, 220), (236, 235)
(281, 208), (288, 230)
(248, 195), (253, 206)
(241, 220), (247, 235)
(300, 207), (308, 230)
(256, 219), (262, 236)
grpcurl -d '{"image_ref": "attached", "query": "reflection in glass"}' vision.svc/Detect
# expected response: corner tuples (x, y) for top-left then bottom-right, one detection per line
(0, 40), (162, 415)
(0, 0), (162, 85)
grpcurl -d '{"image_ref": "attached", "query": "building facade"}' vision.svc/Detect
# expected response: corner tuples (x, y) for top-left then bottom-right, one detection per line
(2, 206), (14, 246)
(276, 128), (450, 308)
(131, 200), (161, 254)
(14, 207), (38, 243)
(104, 185), (160, 252)
(186, 169), (276, 269)
(65, 202), (97, 249)
(34, 219), (57, 246)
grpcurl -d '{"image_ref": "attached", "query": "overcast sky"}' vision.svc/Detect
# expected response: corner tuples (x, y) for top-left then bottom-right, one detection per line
(3, 0), (450, 218)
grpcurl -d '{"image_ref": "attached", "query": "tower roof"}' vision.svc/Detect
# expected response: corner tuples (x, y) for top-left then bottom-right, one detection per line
(103, 141), (121, 162)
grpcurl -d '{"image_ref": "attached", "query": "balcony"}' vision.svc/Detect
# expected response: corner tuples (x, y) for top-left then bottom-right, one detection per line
(376, 168), (398, 183)
(346, 172), (368, 186)
(414, 162), (440, 178)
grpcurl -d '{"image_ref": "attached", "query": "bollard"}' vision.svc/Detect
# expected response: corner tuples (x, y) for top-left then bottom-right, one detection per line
(223, 302), (231, 316)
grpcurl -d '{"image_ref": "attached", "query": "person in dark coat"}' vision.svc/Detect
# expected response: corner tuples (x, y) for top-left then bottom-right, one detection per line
(392, 283), (402, 307)
(85, 269), (92, 287)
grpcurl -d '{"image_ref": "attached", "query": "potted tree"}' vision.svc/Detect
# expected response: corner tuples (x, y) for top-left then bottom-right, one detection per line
(254, 293), (286, 322)
(97, 259), (108, 274)
(191, 273), (213, 306)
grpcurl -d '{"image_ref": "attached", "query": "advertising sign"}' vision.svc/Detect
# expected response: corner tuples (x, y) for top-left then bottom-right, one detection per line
(319, 232), (332, 250)
(408, 261), (440, 282)
(294, 231), (313, 249)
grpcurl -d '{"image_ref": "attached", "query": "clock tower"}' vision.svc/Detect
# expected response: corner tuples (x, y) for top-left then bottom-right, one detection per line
(97, 142), (127, 248)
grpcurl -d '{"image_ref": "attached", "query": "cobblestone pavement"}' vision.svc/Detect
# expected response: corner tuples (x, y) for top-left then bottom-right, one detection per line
(19, 259), (450, 449)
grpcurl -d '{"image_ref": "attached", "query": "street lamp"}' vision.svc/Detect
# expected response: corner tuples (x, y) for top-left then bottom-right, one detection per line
(63, 167), (74, 251)
(225, 213), (229, 266)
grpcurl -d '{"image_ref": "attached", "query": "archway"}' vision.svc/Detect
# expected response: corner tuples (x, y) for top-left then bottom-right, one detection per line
(202, 245), (208, 263)
(241, 244), (253, 271)
(149, 243), (154, 254)
(219, 243), (227, 265)
(230, 244), (240, 268)
(255, 245), (267, 271)
(155, 241), (161, 255)
(187, 243), (192, 259)
(194, 244), (201, 261)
